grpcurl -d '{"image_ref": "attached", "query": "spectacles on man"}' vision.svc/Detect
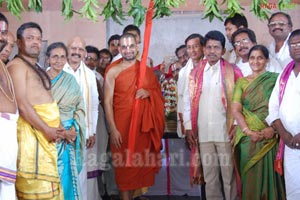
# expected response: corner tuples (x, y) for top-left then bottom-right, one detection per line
(268, 21), (288, 28)
(85, 56), (98, 62)
(0, 29), (8, 36)
(234, 38), (250, 47)
(289, 42), (300, 50)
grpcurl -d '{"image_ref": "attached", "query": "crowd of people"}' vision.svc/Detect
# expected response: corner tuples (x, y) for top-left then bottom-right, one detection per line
(0, 10), (299, 200)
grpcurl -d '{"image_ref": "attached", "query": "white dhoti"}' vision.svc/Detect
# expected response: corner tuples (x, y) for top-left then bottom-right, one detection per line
(0, 112), (18, 200)
(284, 146), (300, 200)
(86, 105), (104, 200)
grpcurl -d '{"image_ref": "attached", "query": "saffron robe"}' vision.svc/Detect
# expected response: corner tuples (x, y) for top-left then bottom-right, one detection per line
(16, 102), (63, 199)
(107, 60), (165, 191)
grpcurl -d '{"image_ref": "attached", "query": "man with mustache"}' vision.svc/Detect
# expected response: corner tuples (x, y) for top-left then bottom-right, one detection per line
(0, 12), (18, 200)
(232, 28), (282, 75)
(268, 12), (293, 69)
(184, 31), (243, 200)
(8, 22), (64, 199)
(0, 31), (14, 64)
(64, 36), (99, 200)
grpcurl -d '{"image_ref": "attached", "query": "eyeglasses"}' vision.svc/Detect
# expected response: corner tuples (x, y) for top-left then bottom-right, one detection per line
(289, 42), (300, 50)
(85, 56), (98, 62)
(268, 21), (288, 28)
(0, 29), (8, 36)
(234, 38), (250, 47)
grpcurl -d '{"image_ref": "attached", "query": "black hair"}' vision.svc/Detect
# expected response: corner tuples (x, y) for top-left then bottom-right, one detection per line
(86, 45), (99, 59)
(108, 34), (120, 46)
(123, 24), (140, 36)
(248, 45), (269, 60)
(288, 29), (300, 44)
(268, 12), (293, 27)
(98, 48), (113, 62)
(231, 28), (257, 48)
(175, 45), (186, 57)
(17, 22), (42, 40)
(203, 30), (226, 49)
(46, 42), (68, 58)
(224, 13), (248, 28)
(0, 12), (8, 26)
(185, 33), (204, 46)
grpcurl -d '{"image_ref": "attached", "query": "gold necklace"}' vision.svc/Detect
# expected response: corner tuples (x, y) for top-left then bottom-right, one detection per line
(0, 62), (16, 102)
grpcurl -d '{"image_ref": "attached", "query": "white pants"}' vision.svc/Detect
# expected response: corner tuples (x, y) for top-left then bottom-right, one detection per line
(284, 146), (300, 200)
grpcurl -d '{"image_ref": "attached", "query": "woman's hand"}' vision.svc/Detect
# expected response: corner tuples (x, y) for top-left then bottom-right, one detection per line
(247, 130), (264, 142)
(64, 127), (77, 144)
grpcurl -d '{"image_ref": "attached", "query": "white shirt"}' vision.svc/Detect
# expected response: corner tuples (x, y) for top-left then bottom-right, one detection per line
(177, 58), (194, 137)
(236, 59), (252, 76)
(184, 60), (228, 142)
(268, 35), (292, 69)
(64, 61), (99, 138)
(266, 71), (300, 136)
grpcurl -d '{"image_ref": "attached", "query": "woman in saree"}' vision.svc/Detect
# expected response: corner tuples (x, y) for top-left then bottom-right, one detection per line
(46, 42), (86, 200)
(232, 45), (285, 199)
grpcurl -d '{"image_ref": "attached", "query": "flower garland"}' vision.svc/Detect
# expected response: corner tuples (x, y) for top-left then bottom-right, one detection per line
(161, 77), (177, 118)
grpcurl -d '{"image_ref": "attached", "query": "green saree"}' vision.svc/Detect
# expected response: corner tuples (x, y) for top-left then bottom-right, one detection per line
(233, 71), (285, 200)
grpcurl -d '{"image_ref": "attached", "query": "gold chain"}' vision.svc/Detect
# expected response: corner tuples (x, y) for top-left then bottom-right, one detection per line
(0, 62), (15, 103)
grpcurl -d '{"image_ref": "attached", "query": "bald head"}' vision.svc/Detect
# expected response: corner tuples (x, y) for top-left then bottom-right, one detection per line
(0, 31), (15, 63)
(67, 36), (86, 68)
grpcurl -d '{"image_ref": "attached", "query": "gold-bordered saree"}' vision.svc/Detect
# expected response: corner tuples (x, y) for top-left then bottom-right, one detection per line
(233, 71), (285, 200)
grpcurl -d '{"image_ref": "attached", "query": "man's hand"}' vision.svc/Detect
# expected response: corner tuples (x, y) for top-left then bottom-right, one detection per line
(292, 133), (300, 149)
(110, 129), (122, 149)
(185, 130), (198, 150)
(86, 135), (95, 149)
(261, 127), (275, 139)
(135, 88), (149, 99)
(44, 126), (64, 143)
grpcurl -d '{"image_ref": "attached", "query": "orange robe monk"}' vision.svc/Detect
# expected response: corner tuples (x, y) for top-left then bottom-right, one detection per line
(106, 59), (165, 191)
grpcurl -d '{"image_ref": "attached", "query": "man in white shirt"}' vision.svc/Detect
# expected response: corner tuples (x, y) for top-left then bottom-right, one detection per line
(231, 28), (282, 75)
(184, 31), (242, 200)
(177, 33), (204, 138)
(266, 29), (300, 200)
(64, 36), (99, 200)
(267, 12), (293, 69)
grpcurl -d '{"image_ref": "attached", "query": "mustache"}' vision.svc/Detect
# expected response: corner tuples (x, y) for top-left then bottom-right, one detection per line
(272, 28), (283, 33)
(71, 53), (81, 58)
(239, 47), (248, 52)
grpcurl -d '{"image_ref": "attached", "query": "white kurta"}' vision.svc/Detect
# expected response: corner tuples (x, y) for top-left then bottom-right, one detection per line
(266, 71), (300, 200)
(177, 58), (194, 137)
(64, 61), (100, 200)
(268, 36), (293, 69)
